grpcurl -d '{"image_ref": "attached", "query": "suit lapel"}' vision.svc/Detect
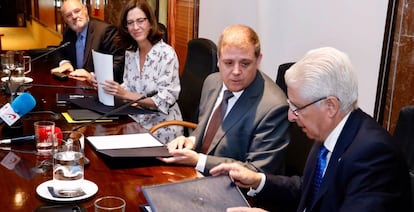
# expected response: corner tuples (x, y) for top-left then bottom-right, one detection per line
(298, 143), (320, 210)
(309, 109), (364, 209)
(196, 79), (222, 151)
(83, 20), (95, 67)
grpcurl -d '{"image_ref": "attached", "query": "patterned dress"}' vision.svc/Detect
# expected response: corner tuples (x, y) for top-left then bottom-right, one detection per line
(122, 40), (183, 143)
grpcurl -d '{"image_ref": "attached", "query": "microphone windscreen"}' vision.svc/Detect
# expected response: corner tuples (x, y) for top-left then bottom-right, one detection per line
(11, 93), (36, 116)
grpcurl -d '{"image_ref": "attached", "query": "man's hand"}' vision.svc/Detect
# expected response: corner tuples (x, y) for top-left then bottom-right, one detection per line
(158, 148), (199, 166)
(51, 62), (74, 74)
(210, 163), (262, 189)
(167, 136), (195, 150)
(69, 69), (92, 81)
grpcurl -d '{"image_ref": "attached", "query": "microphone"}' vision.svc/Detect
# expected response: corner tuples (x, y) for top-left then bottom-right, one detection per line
(72, 90), (158, 131)
(0, 93), (36, 126)
(15, 83), (94, 93)
(13, 83), (94, 99)
(0, 135), (35, 144)
(28, 42), (71, 64)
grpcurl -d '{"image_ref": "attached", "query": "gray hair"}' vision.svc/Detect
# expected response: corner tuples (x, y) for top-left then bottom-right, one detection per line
(285, 47), (358, 113)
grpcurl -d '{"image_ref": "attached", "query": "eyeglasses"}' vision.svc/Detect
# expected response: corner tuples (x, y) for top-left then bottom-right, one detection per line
(126, 18), (148, 28)
(287, 97), (327, 116)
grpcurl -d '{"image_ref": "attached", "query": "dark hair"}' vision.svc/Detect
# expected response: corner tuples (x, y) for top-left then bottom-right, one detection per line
(116, 0), (164, 51)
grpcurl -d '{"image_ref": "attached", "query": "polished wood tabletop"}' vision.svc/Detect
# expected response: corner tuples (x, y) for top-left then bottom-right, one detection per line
(0, 56), (198, 211)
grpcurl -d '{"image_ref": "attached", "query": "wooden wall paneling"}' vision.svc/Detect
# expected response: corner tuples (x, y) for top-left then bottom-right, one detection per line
(38, 0), (56, 29)
(172, 0), (194, 74)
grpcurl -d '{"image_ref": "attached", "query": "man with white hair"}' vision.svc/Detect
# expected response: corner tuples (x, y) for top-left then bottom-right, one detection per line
(211, 47), (411, 212)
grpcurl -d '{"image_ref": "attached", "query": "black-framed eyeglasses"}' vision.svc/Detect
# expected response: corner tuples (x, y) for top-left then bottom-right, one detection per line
(287, 96), (327, 116)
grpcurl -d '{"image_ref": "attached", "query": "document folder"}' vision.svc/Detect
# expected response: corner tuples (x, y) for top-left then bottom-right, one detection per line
(68, 97), (153, 116)
(142, 175), (250, 212)
(87, 133), (171, 158)
(67, 109), (119, 121)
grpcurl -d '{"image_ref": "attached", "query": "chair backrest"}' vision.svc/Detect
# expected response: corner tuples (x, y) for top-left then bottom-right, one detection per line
(393, 105), (414, 209)
(394, 105), (414, 171)
(178, 38), (218, 124)
(275, 62), (313, 176)
(158, 23), (168, 42)
(275, 62), (295, 95)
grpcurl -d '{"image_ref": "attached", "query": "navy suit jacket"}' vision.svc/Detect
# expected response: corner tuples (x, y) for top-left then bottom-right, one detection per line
(255, 109), (411, 212)
(192, 71), (290, 176)
(55, 18), (124, 83)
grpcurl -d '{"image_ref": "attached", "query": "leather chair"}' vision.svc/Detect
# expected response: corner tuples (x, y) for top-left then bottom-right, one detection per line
(149, 38), (218, 135)
(276, 62), (313, 176)
(393, 105), (414, 208)
(158, 23), (168, 42)
(275, 62), (295, 95)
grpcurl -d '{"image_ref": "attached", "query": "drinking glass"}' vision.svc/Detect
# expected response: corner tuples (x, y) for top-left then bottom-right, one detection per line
(7, 51), (31, 95)
(53, 136), (84, 192)
(94, 196), (126, 212)
(1, 53), (11, 78)
(34, 121), (56, 154)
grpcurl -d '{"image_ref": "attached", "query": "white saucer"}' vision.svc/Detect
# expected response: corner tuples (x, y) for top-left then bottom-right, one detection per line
(36, 179), (98, 202)
(1, 77), (33, 83)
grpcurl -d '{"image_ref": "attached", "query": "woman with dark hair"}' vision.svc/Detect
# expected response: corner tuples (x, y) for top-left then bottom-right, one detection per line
(100, 0), (183, 143)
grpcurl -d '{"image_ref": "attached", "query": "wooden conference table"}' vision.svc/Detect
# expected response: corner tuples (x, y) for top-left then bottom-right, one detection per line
(0, 57), (198, 211)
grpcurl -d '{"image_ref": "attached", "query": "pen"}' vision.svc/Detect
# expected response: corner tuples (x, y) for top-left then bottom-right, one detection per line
(0, 135), (35, 144)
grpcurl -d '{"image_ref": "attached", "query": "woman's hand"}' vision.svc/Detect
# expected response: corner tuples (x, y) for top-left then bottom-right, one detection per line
(100, 80), (127, 98)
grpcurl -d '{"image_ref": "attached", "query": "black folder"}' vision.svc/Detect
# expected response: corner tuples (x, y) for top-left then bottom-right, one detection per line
(142, 175), (250, 212)
(87, 133), (171, 158)
(68, 96), (153, 115)
(97, 146), (171, 158)
(67, 109), (119, 121)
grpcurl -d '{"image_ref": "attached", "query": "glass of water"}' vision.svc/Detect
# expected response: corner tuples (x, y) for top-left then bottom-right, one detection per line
(53, 134), (84, 192)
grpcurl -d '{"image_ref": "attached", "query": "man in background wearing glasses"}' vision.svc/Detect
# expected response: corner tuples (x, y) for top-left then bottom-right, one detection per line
(211, 47), (411, 212)
(50, 0), (124, 83)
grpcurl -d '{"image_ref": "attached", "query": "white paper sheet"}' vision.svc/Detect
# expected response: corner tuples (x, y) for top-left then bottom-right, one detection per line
(92, 50), (114, 106)
(87, 133), (163, 150)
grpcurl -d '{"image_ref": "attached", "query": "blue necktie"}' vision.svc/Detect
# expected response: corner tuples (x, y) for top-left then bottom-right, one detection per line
(308, 145), (329, 207)
(76, 33), (85, 68)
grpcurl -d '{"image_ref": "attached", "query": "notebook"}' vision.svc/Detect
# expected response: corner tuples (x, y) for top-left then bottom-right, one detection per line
(142, 175), (250, 212)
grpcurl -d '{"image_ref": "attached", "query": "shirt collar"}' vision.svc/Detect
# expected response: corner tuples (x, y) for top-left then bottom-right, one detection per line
(323, 112), (351, 152)
(78, 25), (88, 37)
(221, 84), (243, 99)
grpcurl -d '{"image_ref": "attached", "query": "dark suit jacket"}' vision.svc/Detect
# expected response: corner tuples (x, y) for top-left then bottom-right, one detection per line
(192, 71), (290, 176)
(256, 109), (411, 212)
(55, 18), (124, 83)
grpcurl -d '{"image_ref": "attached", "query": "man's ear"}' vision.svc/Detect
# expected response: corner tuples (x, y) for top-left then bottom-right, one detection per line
(325, 96), (340, 117)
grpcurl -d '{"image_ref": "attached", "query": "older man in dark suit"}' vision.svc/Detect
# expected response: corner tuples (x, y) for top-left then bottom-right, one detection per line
(51, 0), (124, 83)
(211, 47), (411, 212)
(160, 25), (290, 176)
